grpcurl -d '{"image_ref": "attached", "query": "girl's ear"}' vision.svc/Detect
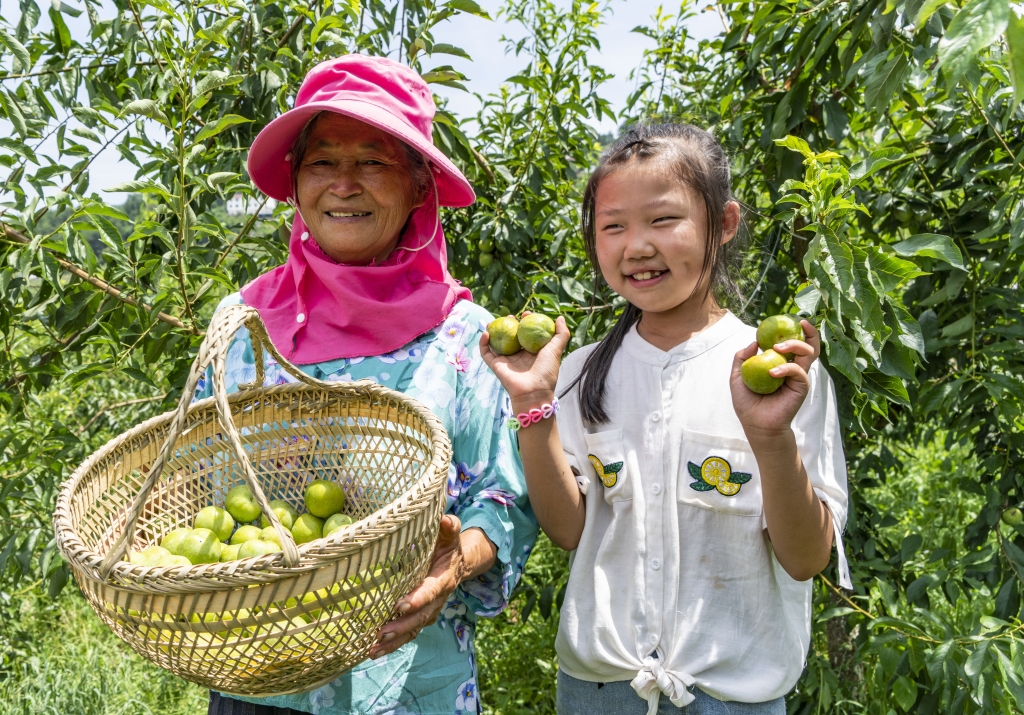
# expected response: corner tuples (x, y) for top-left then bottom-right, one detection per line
(721, 200), (741, 245)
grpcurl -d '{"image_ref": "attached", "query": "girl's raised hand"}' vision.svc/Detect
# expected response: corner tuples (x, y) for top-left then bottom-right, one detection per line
(480, 314), (570, 400)
(729, 319), (820, 439)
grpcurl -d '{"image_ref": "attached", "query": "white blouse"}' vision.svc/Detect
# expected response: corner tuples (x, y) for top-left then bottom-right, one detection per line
(553, 312), (850, 712)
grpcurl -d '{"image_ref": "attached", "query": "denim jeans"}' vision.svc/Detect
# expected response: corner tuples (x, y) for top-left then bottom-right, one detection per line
(557, 670), (786, 715)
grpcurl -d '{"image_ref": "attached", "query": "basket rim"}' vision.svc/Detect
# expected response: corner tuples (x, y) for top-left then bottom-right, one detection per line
(54, 379), (451, 588)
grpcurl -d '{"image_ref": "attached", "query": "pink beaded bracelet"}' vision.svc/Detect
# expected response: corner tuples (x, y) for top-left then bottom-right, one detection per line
(508, 397), (559, 431)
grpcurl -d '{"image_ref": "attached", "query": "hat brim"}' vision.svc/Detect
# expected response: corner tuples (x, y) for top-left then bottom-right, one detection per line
(247, 98), (476, 208)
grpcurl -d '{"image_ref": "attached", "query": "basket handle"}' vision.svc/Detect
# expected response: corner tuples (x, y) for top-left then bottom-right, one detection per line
(99, 304), (373, 578)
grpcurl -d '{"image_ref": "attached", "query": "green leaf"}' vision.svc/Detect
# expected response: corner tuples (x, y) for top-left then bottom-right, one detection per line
(994, 577), (1019, 619)
(0, 29), (32, 71)
(88, 215), (123, 251)
(901, 533), (924, 562)
(689, 480), (716, 492)
(208, 172), (239, 186)
(777, 194), (810, 208)
(937, 0), (1009, 85)
(892, 234), (965, 270)
(864, 369), (911, 406)
(687, 461), (702, 478)
(80, 204), (130, 222)
(422, 69), (464, 84)
(120, 99), (169, 124)
(774, 135), (814, 158)
(48, 7), (71, 54)
(729, 472), (752, 484)
(1008, 12), (1024, 106)
(964, 641), (990, 679)
(103, 180), (170, 199)
(822, 321), (861, 386)
(863, 51), (909, 112)
(794, 284), (821, 314)
(50, 0), (83, 16)
(915, 0), (948, 25)
(940, 314), (973, 338)
(193, 71), (243, 98)
(310, 15), (350, 46)
(862, 249), (926, 293)
(0, 92), (28, 137)
(194, 114), (252, 143)
(444, 0), (492, 20)
(47, 561), (68, 598)
(429, 43), (471, 60)
(1002, 540), (1024, 570)
(892, 674), (917, 710)
(561, 276), (588, 302)
(850, 147), (903, 183)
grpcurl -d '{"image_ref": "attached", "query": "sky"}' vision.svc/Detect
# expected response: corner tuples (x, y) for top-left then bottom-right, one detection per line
(5, 0), (724, 203)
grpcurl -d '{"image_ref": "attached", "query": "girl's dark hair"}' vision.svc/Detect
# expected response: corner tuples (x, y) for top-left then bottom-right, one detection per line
(565, 122), (741, 426)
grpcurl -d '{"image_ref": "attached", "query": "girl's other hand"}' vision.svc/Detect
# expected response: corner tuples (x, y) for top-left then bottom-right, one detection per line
(730, 319), (820, 440)
(480, 314), (570, 401)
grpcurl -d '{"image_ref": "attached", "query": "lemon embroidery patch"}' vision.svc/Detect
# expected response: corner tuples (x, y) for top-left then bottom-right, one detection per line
(688, 456), (751, 496)
(588, 454), (623, 488)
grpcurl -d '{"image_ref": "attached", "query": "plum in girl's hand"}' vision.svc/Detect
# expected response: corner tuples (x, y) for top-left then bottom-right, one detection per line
(518, 314), (556, 353)
(741, 349), (787, 394)
(487, 316), (522, 355)
(487, 313), (558, 355)
(755, 315), (805, 359)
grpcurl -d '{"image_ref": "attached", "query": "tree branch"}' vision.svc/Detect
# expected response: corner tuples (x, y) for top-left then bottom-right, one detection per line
(75, 396), (162, 436)
(0, 60), (158, 81)
(0, 223), (198, 334)
(278, 16), (305, 48)
(126, 0), (166, 71)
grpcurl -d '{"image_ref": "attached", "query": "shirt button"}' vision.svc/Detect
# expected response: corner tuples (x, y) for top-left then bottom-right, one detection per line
(296, 313), (306, 323)
(300, 232), (309, 241)
(650, 558), (661, 570)
(648, 634), (658, 645)
(658, 354), (669, 362)
(651, 411), (661, 422)
(651, 484), (662, 496)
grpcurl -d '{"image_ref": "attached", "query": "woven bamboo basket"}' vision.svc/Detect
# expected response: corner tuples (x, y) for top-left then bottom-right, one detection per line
(53, 304), (451, 696)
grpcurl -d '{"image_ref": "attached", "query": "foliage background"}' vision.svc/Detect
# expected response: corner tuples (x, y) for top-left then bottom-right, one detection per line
(1, 0), (1024, 712)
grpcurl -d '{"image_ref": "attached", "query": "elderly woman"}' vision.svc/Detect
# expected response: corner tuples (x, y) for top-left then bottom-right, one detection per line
(197, 55), (538, 715)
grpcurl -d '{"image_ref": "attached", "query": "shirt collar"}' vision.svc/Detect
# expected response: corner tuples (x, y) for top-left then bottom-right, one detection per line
(622, 311), (746, 366)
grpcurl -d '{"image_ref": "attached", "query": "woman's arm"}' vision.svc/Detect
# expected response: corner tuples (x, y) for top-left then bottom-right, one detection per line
(370, 516), (495, 659)
(479, 317), (585, 550)
(730, 320), (834, 581)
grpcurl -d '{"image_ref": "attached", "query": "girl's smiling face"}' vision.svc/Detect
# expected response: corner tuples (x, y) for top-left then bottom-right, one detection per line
(594, 159), (738, 315)
(295, 113), (427, 265)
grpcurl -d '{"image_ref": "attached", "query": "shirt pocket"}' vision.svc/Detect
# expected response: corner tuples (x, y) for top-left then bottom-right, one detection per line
(583, 429), (633, 504)
(677, 429), (762, 517)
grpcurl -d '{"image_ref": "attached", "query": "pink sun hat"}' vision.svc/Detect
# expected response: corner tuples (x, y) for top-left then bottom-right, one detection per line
(247, 54), (475, 208)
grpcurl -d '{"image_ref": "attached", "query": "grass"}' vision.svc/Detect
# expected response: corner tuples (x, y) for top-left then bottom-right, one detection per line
(0, 538), (567, 715)
(1, 437), (975, 715)
(0, 586), (207, 715)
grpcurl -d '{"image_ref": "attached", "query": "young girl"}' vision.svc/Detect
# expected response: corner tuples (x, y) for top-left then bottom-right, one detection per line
(481, 123), (850, 714)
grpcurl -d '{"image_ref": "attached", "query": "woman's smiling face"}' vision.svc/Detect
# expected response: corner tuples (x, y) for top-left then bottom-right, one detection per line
(295, 113), (426, 265)
(594, 159), (731, 315)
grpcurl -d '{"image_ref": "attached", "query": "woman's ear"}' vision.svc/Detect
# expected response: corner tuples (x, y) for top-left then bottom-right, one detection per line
(721, 200), (741, 245)
(411, 185), (429, 211)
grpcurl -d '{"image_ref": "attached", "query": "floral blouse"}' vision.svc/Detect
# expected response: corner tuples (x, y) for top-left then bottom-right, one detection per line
(194, 294), (538, 715)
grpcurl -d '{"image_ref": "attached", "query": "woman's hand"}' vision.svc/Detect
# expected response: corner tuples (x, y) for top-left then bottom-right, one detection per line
(479, 314), (570, 402)
(369, 515), (494, 659)
(730, 319), (820, 441)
